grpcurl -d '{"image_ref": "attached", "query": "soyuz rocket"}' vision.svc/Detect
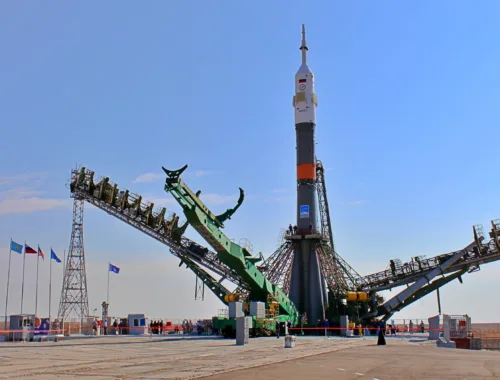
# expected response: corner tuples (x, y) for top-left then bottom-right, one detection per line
(289, 24), (328, 323)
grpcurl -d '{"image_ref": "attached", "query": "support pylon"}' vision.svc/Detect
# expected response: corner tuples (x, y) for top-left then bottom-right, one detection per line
(58, 197), (89, 324)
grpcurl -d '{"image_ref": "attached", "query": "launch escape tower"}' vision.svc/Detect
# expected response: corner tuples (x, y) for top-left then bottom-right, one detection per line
(58, 197), (90, 323)
(64, 25), (500, 329)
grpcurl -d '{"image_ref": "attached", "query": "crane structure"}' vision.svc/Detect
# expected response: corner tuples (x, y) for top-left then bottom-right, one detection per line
(69, 164), (500, 327)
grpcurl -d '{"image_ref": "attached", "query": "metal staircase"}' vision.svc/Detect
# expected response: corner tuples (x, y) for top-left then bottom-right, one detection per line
(316, 160), (362, 291)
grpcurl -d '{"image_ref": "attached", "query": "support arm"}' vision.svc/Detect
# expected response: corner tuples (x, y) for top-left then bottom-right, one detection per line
(379, 270), (466, 321)
(216, 188), (244, 224)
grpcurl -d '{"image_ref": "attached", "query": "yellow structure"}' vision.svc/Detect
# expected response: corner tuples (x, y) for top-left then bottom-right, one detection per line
(345, 291), (368, 302)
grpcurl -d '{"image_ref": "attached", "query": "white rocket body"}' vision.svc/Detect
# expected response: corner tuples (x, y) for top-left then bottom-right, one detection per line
(293, 26), (318, 125)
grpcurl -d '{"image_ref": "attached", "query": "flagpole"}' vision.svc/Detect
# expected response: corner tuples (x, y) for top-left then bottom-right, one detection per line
(35, 245), (40, 316)
(4, 239), (13, 332)
(49, 247), (53, 324)
(107, 262), (110, 304)
(20, 241), (26, 314)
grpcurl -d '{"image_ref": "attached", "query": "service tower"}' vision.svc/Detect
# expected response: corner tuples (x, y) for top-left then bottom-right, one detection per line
(289, 24), (327, 324)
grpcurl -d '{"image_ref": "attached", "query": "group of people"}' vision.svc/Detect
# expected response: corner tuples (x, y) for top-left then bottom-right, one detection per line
(371, 320), (426, 336)
(402, 320), (426, 334)
(149, 320), (164, 334)
(173, 319), (194, 334)
(279, 314), (427, 337)
(287, 223), (315, 236)
(150, 319), (212, 335)
(275, 319), (292, 338)
(92, 318), (128, 335)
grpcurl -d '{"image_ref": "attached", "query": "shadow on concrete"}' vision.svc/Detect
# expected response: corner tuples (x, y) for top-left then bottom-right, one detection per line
(408, 338), (429, 343)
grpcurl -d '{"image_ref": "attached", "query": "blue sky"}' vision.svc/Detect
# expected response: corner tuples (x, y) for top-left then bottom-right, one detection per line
(0, 1), (499, 322)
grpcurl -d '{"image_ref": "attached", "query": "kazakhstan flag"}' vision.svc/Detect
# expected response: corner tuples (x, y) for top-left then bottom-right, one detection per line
(10, 240), (23, 254)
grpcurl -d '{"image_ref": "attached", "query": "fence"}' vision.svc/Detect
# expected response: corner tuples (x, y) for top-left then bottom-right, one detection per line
(471, 338), (500, 350)
(0, 315), (215, 340)
(470, 323), (500, 338)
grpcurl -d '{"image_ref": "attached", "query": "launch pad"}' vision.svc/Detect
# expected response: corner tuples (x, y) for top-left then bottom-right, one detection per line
(59, 25), (500, 332)
(3, 334), (500, 379)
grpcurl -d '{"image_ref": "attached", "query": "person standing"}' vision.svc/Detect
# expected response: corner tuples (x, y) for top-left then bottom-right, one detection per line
(324, 319), (330, 337)
(103, 319), (108, 335)
(275, 320), (280, 339)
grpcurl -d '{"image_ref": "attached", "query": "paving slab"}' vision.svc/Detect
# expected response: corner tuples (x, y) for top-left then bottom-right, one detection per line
(0, 335), (371, 379)
(208, 339), (500, 380)
(1, 335), (498, 379)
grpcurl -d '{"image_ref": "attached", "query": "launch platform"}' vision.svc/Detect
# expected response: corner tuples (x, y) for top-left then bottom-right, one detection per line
(2, 335), (499, 379)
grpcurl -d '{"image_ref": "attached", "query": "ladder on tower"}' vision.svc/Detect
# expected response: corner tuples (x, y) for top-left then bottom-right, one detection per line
(315, 160), (362, 290)
(276, 228), (288, 248)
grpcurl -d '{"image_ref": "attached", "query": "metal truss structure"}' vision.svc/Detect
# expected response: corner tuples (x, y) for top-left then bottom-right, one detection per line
(255, 160), (363, 298)
(69, 167), (245, 303)
(316, 161), (363, 290)
(359, 224), (500, 293)
(68, 165), (500, 322)
(58, 198), (90, 321)
(256, 242), (295, 295)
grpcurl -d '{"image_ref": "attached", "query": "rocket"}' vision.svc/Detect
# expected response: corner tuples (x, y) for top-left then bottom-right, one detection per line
(293, 24), (318, 231)
(289, 24), (327, 324)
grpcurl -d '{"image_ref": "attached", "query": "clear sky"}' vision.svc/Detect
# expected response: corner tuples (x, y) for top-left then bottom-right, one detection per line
(0, 1), (499, 323)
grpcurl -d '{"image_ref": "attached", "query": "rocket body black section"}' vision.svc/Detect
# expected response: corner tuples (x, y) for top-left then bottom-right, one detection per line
(295, 122), (317, 231)
(289, 121), (326, 323)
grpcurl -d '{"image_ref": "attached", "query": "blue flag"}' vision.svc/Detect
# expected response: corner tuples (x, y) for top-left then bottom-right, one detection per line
(109, 263), (120, 274)
(10, 240), (23, 254)
(50, 249), (61, 263)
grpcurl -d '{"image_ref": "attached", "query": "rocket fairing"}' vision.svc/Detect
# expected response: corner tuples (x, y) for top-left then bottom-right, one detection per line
(293, 25), (318, 126)
(289, 24), (327, 323)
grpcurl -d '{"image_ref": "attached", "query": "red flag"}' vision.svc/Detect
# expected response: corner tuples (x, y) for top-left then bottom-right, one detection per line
(25, 244), (37, 254)
(38, 246), (45, 260)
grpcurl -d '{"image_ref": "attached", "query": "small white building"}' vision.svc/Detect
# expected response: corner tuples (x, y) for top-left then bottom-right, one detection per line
(127, 314), (148, 335)
(9, 314), (35, 341)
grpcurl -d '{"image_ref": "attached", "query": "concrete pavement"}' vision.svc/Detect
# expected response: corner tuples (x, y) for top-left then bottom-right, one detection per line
(0, 335), (498, 379)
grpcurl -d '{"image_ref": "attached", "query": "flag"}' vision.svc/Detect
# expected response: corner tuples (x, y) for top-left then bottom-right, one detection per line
(298, 79), (307, 83)
(25, 244), (37, 254)
(109, 263), (120, 274)
(10, 240), (23, 254)
(50, 249), (61, 263)
(38, 246), (45, 260)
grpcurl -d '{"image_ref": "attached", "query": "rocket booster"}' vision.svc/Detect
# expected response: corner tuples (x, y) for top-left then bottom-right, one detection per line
(293, 24), (318, 232)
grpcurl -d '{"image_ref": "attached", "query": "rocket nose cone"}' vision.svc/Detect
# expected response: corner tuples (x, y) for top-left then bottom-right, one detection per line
(297, 63), (312, 75)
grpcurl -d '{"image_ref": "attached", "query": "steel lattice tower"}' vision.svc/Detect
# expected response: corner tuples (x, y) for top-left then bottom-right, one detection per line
(58, 197), (89, 321)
